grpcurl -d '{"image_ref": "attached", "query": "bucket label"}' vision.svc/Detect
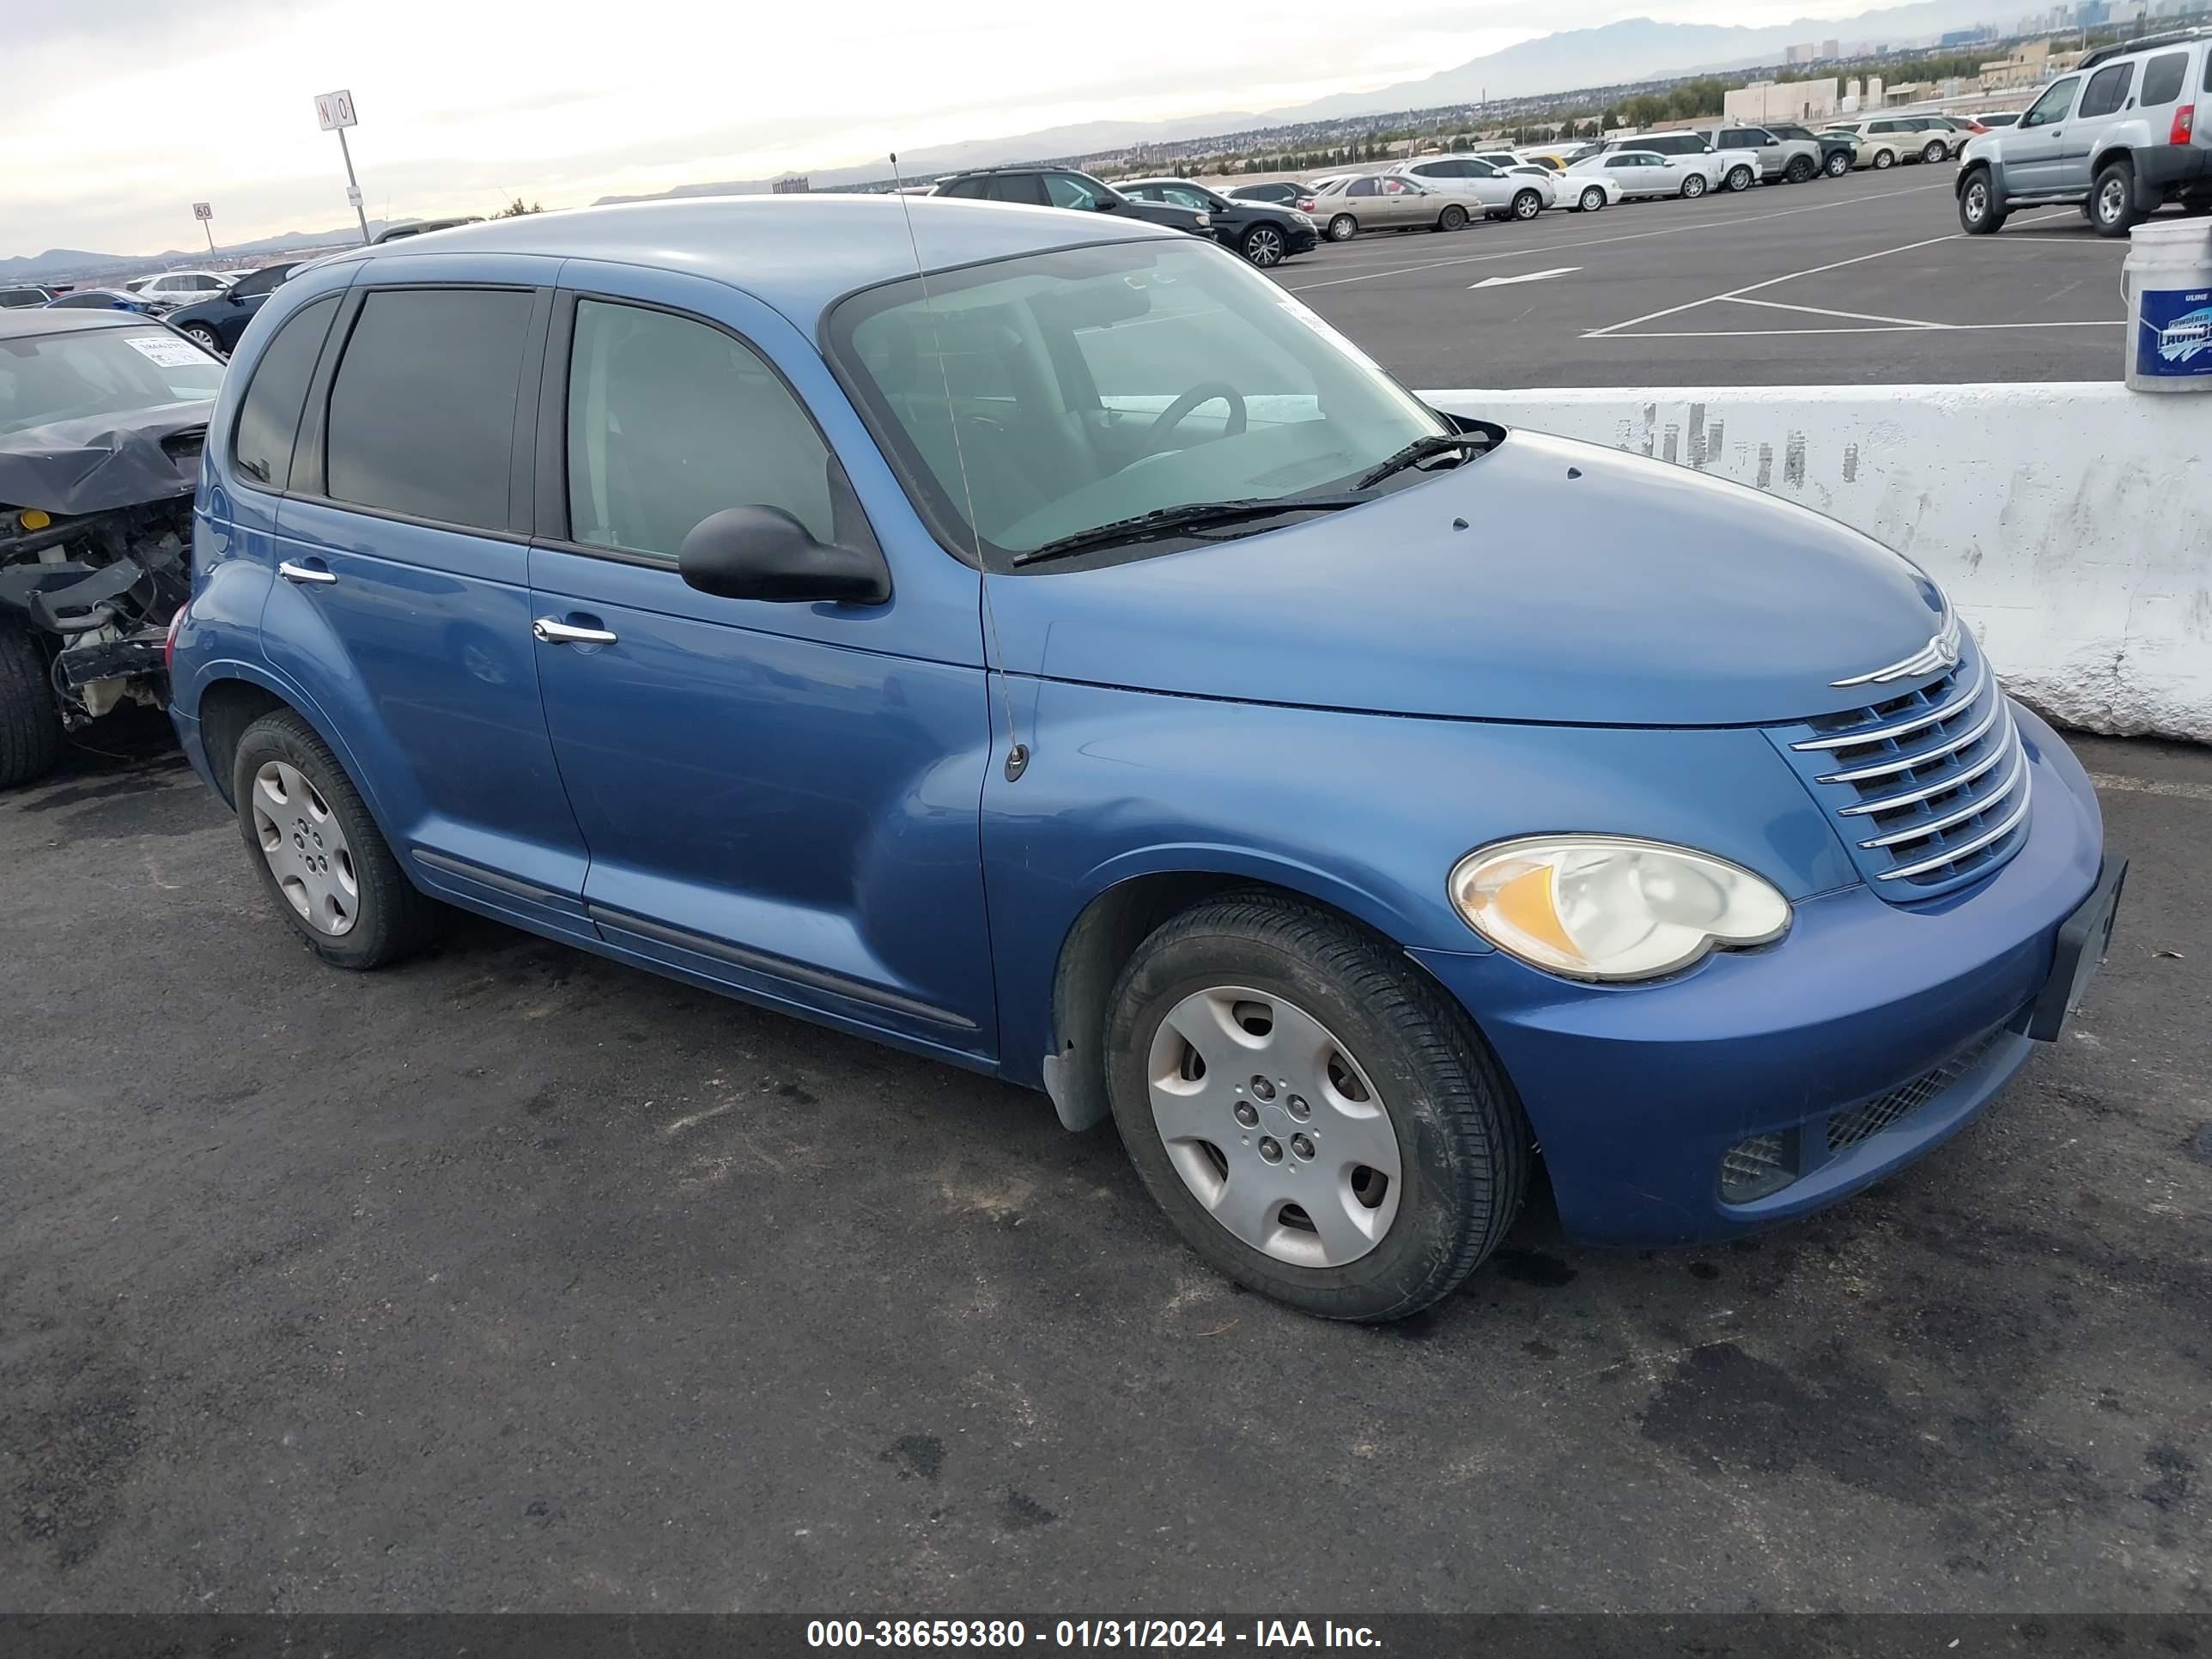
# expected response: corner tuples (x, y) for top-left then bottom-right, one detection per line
(2138, 285), (2212, 376)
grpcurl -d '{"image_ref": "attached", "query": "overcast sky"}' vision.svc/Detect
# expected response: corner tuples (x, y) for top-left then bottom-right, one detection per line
(6, 0), (1860, 259)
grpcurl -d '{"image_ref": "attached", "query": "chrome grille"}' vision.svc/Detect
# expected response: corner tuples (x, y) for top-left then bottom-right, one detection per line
(1770, 636), (2032, 902)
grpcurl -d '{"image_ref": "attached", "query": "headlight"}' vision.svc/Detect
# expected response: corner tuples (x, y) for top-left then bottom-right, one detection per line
(1449, 836), (1790, 981)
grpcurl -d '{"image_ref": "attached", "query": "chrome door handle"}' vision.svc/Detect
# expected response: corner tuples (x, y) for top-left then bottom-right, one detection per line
(278, 561), (337, 586)
(532, 617), (618, 646)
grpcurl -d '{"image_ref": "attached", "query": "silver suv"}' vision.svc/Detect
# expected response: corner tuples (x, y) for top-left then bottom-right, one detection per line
(1958, 27), (2212, 235)
(1694, 124), (1826, 184)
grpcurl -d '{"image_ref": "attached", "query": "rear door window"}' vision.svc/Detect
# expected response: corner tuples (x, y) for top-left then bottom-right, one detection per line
(322, 287), (533, 531)
(232, 295), (337, 490)
(1043, 173), (1107, 210)
(2139, 52), (2187, 106)
(2079, 63), (2135, 118)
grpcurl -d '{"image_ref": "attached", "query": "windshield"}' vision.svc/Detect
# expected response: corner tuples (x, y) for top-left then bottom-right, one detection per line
(0, 325), (222, 436)
(829, 238), (1449, 571)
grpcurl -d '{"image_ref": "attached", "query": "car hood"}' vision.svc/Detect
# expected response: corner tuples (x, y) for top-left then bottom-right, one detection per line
(0, 403), (213, 515)
(984, 428), (1950, 727)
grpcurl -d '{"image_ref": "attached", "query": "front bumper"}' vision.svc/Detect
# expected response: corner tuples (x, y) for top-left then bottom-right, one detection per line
(1412, 704), (2106, 1247)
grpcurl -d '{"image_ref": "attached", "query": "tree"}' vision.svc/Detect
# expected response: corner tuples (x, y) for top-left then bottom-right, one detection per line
(492, 198), (542, 218)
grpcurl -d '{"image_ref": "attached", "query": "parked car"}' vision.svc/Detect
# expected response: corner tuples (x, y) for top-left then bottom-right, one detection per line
(0, 285), (60, 309)
(1224, 180), (1318, 211)
(1694, 124), (1826, 184)
(1825, 118), (1944, 169)
(1572, 148), (1722, 200)
(0, 307), (222, 784)
(1389, 155), (1555, 221)
(936, 167), (1210, 235)
(1602, 131), (1759, 192)
(1116, 178), (1318, 267)
(163, 261), (304, 356)
(1311, 173), (1464, 237)
(167, 196), (2122, 1323)
(131, 270), (234, 310)
(1554, 167), (1624, 213)
(1518, 143), (1601, 170)
(1767, 122), (1857, 177)
(1918, 113), (1992, 157)
(43, 288), (164, 315)
(1959, 31), (2212, 235)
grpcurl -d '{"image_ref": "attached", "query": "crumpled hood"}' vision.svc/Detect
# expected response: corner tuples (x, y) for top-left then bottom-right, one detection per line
(984, 428), (1949, 727)
(0, 403), (212, 516)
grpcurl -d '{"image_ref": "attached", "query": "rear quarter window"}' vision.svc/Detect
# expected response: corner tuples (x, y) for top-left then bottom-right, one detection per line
(2139, 52), (2187, 106)
(231, 295), (338, 491)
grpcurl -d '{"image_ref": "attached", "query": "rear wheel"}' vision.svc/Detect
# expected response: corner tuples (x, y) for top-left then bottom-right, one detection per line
(1825, 149), (1850, 177)
(0, 619), (63, 789)
(1105, 892), (1528, 1322)
(1680, 173), (1708, 198)
(2093, 161), (2141, 237)
(1326, 213), (1358, 242)
(1577, 185), (1607, 213)
(1510, 189), (1542, 220)
(180, 322), (224, 356)
(1785, 155), (1817, 183)
(1240, 222), (1286, 266)
(231, 709), (445, 969)
(1958, 169), (2007, 234)
(1437, 203), (1468, 232)
(1726, 165), (1755, 191)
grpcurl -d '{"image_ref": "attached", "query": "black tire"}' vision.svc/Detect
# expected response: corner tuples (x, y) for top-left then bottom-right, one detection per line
(1240, 222), (1287, 267)
(1104, 891), (1529, 1323)
(1325, 213), (1358, 242)
(1510, 189), (1542, 220)
(1784, 155), (1817, 183)
(1825, 149), (1850, 177)
(230, 708), (445, 969)
(1921, 141), (1949, 165)
(1577, 185), (1607, 213)
(1873, 148), (1896, 170)
(0, 619), (64, 789)
(1958, 169), (2007, 234)
(181, 323), (224, 356)
(2093, 161), (2141, 238)
(1726, 165), (1755, 192)
(1680, 173), (1708, 198)
(1437, 203), (1468, 232)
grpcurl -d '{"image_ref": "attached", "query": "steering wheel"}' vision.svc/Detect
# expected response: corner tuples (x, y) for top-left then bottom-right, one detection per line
(1144, 381), (1247, 453)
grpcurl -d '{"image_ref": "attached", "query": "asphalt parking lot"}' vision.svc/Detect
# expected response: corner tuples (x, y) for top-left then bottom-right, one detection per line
(3, 713), (2208, 1613)
(1271, 166), (2137, 390)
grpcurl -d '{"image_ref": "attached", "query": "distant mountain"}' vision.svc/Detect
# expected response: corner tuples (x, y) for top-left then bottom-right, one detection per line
(1, 221), (422, 284)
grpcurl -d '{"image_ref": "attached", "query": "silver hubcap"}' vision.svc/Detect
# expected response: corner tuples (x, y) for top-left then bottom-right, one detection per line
(1686, 178), (1704, 195)
(1146, 986), (1401, 1267)
(2100, 179), (2126, 222)
(251, 761), (359, 935)
(1967, 182), (1988, 217)
(1583, 190), (1603, 210)
(1516, 197), (1536, 218)
(1248, 228), (1281, 264)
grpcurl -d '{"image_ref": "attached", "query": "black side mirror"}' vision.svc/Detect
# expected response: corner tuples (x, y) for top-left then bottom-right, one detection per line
(678, 507), (889, 605)
(1097, 195), (1121, 210)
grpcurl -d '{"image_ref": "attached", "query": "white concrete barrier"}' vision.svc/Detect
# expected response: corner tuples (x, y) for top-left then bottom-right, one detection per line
(1423, 385), (2212, 744)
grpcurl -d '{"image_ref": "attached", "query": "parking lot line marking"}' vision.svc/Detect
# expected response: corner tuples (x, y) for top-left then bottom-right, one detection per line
(1602, 319), (2126, 338)
(1280, 182), (1954, 293)
(1470, 266), (1582, 289)
(1723, 295), (1948, 328)
(1584, 231), (1962, 338)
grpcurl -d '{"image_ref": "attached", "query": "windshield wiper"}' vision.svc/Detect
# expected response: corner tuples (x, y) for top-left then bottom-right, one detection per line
(1010, 495), (1366, 568)
(1353, 433), (1491, 490)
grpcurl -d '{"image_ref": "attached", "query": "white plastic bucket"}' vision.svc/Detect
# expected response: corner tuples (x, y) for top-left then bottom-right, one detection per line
(2123, 219), (2212, 392)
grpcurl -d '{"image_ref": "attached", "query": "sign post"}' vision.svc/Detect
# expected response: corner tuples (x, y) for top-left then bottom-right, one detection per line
(314, 89), (372, 246)
(191, 201), (214, 253)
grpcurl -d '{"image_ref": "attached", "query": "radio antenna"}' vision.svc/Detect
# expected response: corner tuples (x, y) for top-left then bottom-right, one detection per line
(889, 154), (1028, 781)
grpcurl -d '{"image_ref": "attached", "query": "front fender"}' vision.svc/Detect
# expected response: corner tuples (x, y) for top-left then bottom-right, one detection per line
(981, 677), (1859, 1091)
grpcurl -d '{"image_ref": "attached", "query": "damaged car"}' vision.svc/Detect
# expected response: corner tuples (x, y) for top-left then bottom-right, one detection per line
(1, 307), (222, 785)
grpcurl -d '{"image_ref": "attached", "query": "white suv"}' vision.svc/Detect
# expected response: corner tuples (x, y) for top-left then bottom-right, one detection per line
(128, 270), (235, 309)
(1958, 28), (2212, 235)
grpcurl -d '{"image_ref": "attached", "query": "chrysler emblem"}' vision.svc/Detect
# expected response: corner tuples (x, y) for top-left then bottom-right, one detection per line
(1834, 613), (1962, 688)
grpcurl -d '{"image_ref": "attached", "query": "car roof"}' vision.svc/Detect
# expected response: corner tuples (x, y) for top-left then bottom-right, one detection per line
(315, 195), (1179, 323)
(0, 306), (155, 340)
(1117, 177), (1209, 189)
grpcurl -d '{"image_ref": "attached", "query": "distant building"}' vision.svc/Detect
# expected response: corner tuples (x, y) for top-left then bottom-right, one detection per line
(1724, 76), (1841, 122)
(771, 175), (811, 194)
(2076, 0), (2110, 21)
(1941, 25), (1996, 44)
(1822, 37), (1841, 56)
(1784, 41), (1817, 63)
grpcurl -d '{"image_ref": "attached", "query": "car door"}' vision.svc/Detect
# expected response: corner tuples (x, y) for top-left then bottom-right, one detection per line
(261, 258), (599, 934)
(1456, 160), (1513, 211)
(2067, 61), (2137, 189)
(526, 264), (999, 1060)
(210, 264), (292, 348)
(1729, 126), (1782, 176)
(2006, 76), (2082, 191)
(1377, 176), (1434, 226)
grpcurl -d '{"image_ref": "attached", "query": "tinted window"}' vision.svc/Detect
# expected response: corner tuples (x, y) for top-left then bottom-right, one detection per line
(1347, 177), (1380, 197)
(324, 287), (532, 530)
(2080, 63), (2134, 118)
(0, 289), (45, 307)
(2140, 52), (2187, 106)
(1045, 173), (1108, 210)
(232, 295), (337, 490)
(988, 174), (1047, 206)
(566, 300), (841, 559)
(2024, 78), (2078, 126)
(936, 177), (988, 199)
(229, 264), (295, 300)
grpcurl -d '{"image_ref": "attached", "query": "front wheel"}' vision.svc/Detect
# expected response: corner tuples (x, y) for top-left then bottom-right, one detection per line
(1577, 185), (1607, 213)
(1106, 893), (1528, 1322)
(1680, 173), (1708, 198)
(0, 620), (63, 789)
(1825, 149), (1850, 177)
(1726, 165), (1754, 192)
(1325, 213), (1358, 242)
(1958, 171), (2007, 234)
(232, 709), (446, 969)
(1241, 223), (1286, 267)
(1873, 148), (1896, 169)
(2093, 161), (2141, 238)
(1437, 203), (1468, 232)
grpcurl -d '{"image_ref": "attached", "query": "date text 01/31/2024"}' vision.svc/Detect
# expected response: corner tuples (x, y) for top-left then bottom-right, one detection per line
(805, 1620), (1382, 1649)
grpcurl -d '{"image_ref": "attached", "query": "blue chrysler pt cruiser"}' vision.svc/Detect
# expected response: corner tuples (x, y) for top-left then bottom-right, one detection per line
(169, 197), (2123, 1322)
